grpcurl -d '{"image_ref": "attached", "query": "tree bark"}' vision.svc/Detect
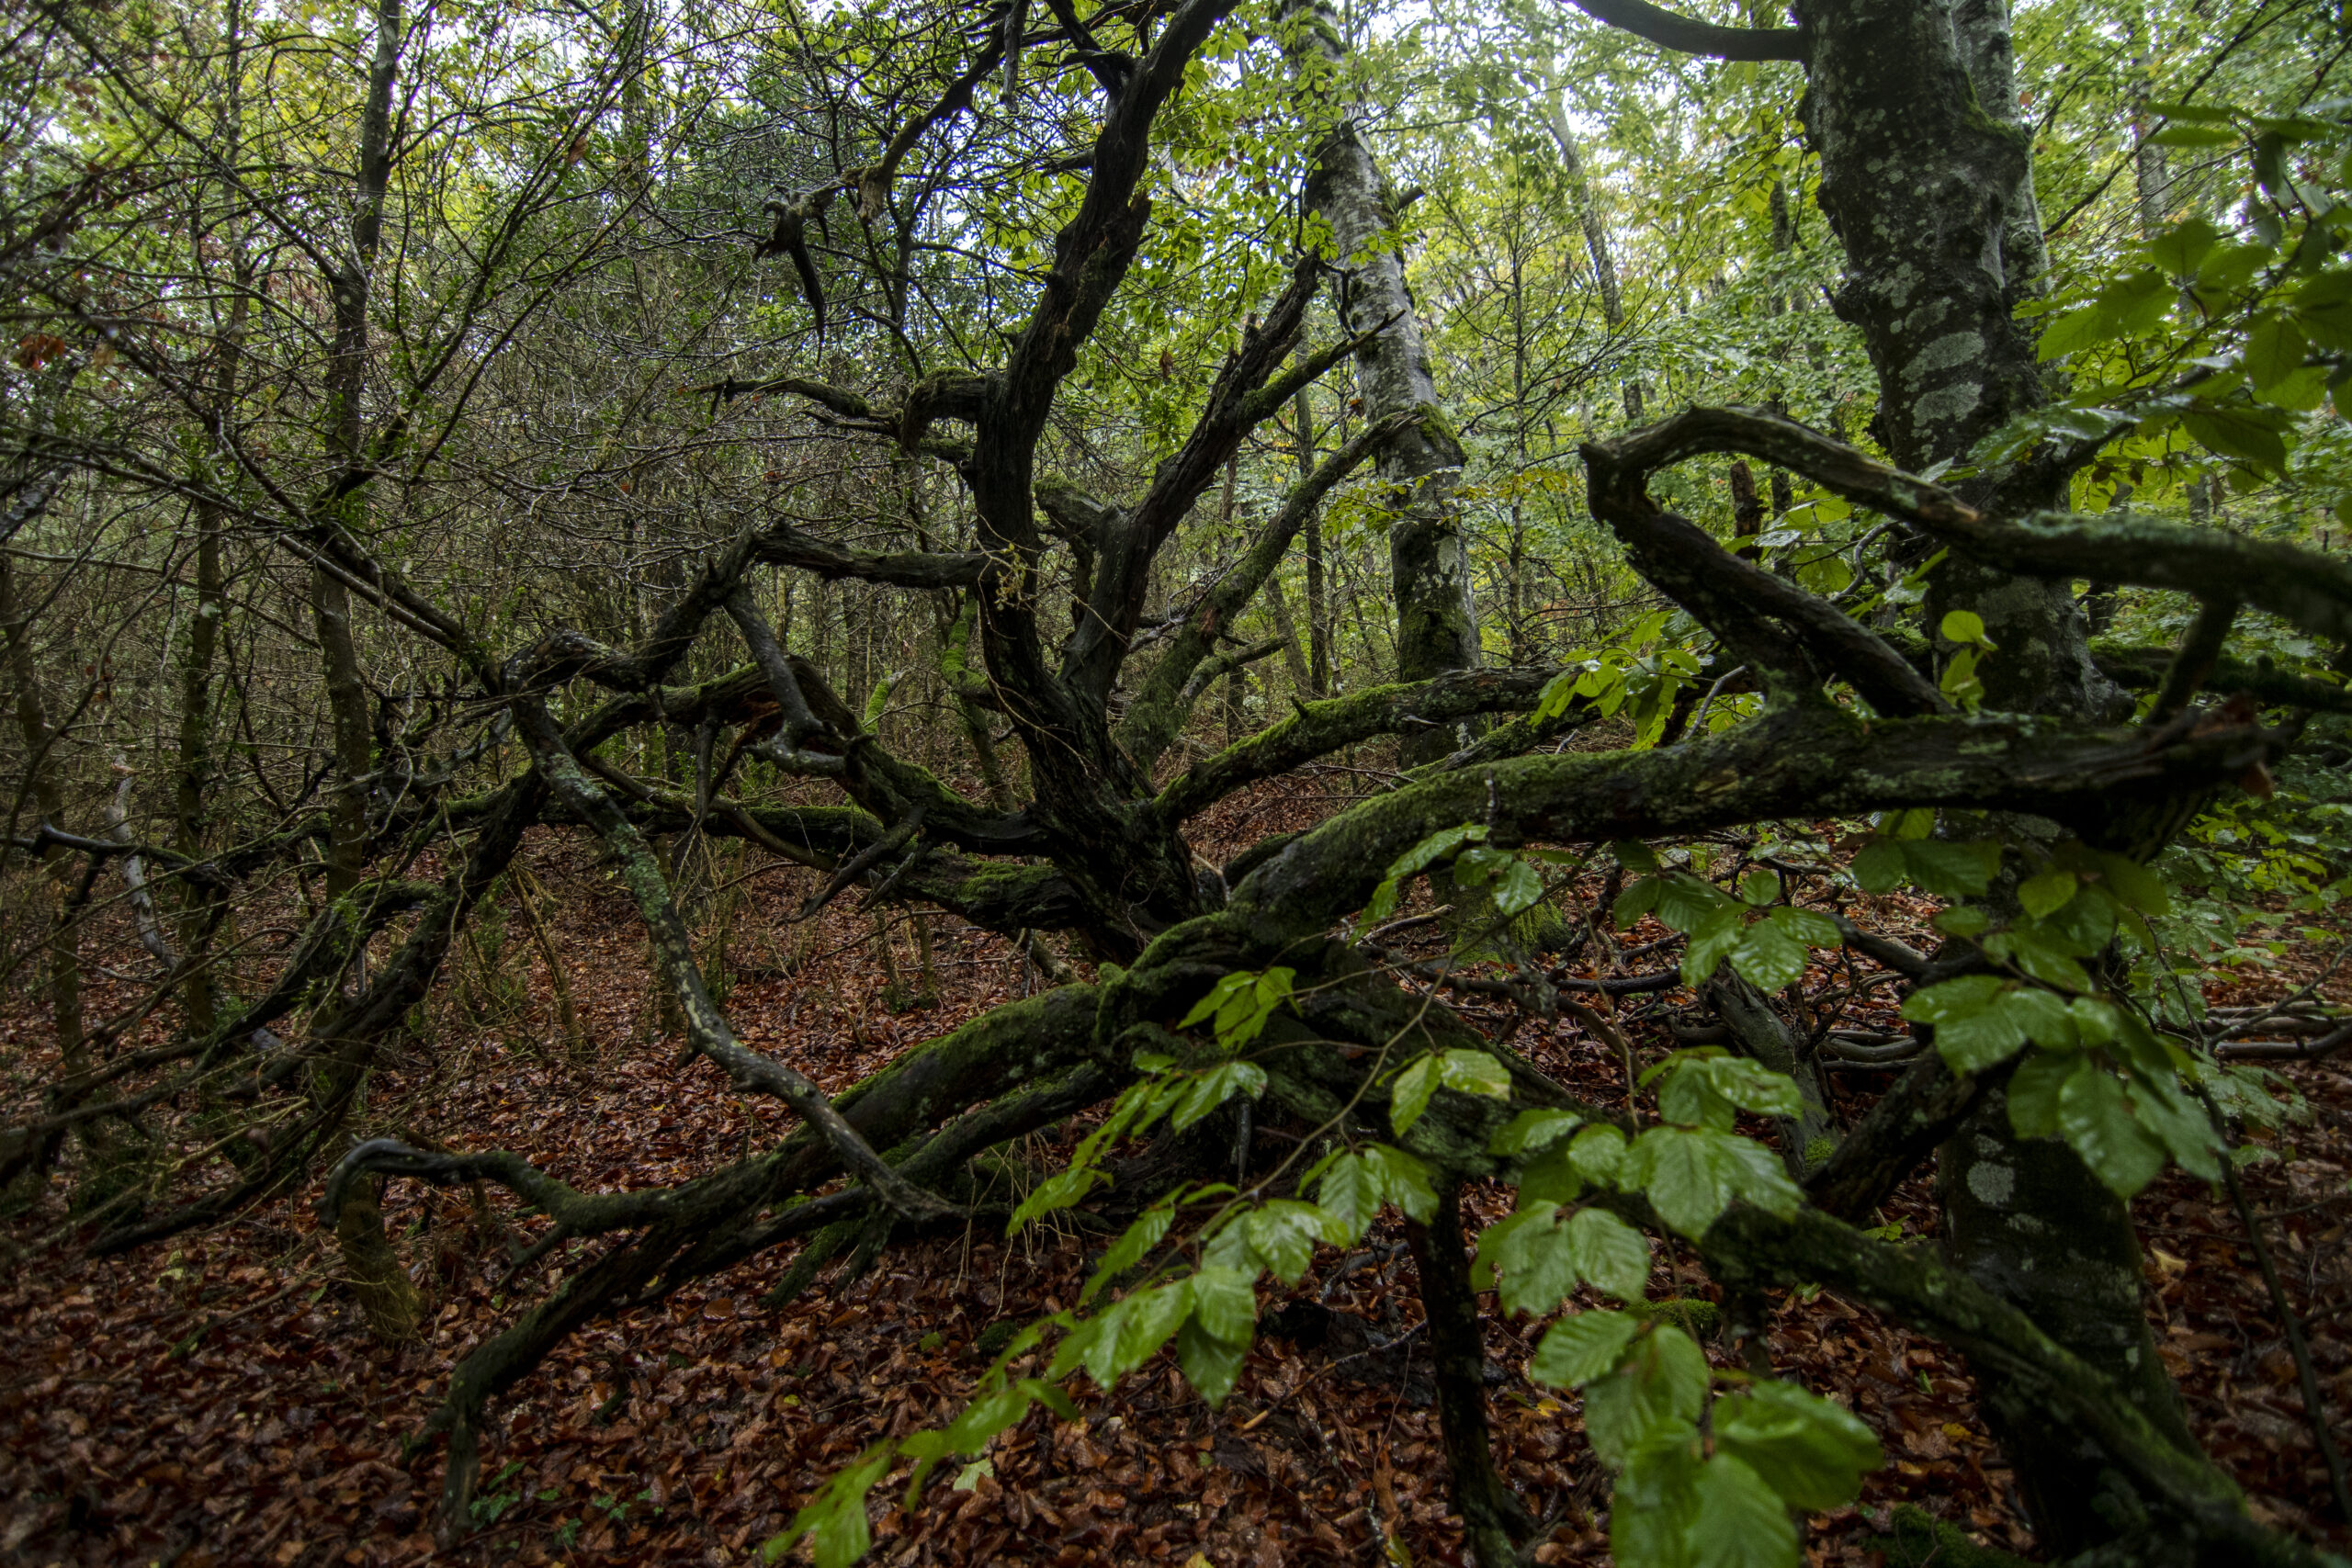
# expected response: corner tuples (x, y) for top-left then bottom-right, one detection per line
(1799, 0), (2113, 716)
(1295, 389), (1330, 696)
(1937, 1088), (2202, 1555)
(1, 547), (85, 1075)
(1282, 0), (1480, 759)
(1795, 4), (2188, 1550)
(313, 0), (401, 909)
(1537, 63), (1641, 421)
(1405, 1185), (1532, 1566)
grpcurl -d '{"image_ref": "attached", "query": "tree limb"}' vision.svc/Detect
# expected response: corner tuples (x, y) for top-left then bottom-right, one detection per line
(1563, 0), (1805, 61)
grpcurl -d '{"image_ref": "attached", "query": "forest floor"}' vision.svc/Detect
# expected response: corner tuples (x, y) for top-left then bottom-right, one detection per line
(4, 770), (2350, 1568)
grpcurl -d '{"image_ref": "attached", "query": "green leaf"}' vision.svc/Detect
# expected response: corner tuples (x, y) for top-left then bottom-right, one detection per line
(1713, 1381), (1882, 1512)
(1615, 874), (1664, 927)
(1387, 823), (1487, 879)
(1234, 1201), (1345, 1285)
(1939, 610), (1987, 646)
(1530, 1308), (1642, 1389)
(1611, 1438), (1704, 1568)
(1175, 1317), (1249, 1404)
(1167, 1060), (1268, 1132)
(1490, 1108), (1585, 1157)
(2058, 1065), (2169, 1197)
(1008, 1167), (1110, 1235)
(1180, 973), (1254, 1031)
(1481, 1206), (1581, 1316)
(1534, 669), (1581, 721)
(2151, 216), (2225, 276)
(2148, 123), (2238, 147)
(1515, 1145), (1587, 1209)
(1438, 1047), (1513, 1100)
(1986, 923), (2097, 993)
(1390, 1055), (1440, 1135)
(1901, 840), (2000, 897)
(2068, 997), (2120, 1047)
(1662, 1056), (1803, 1126)
(1568, 1124), (1628, 1185)
(1185, 1265), (1258, 1344)
(2246, 313), (2309, 391)
(1454, 844), (1515, 886)
(1623, 1126), (1801, 1236)
(936, 1382), (1033, 1454)
(766, 1443), (890, 1568)
(1366, 1144), (1439, 1223)
(2018, 867), (2078, 919)
(1492, 856), (1545, 916)
(1682, 907), (1747, 988)
(1563, 1207), (1652, 1302)
(1689, 1453), (1801, 1568)
(1615, 840), (1661, 873)
(2145, 101), (2235, 124)
(1085, 1204), (1175, 1301)
(1932, 1005), (2029, 1074)
(1209, 968), (1296, 1048)
(1313, 1152), (1386, 1243)
(2293, 267), (2352, 351)
(2090, 852), (2170, 916)
(2004, 987), (2079, 1051)
(1901, 975), (2004, 1026)
(1082, 1281), (1190, 1388)
(2038, 304), (2115, 363)
(1738, 867), (1781, 907)
(1730, 918), (1808, 992)
(1849, 839), (1905, 894)
(1932, 906), (1990, 938)
(1584, 1325), (1711, 1467)
(2181, 404), (2290, 476)
(1656, 874), (1736, 932)
(1770, 906), (1841, 948)
(2007, 1048), (2086, 1139)
(2126, 1067), (2224, 1181)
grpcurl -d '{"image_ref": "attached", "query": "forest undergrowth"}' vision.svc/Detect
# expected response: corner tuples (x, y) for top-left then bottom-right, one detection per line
(4, 758), (2348, 1568)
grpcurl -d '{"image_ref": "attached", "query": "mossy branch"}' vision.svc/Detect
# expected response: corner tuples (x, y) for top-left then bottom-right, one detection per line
(1156, 666), (1569, 821)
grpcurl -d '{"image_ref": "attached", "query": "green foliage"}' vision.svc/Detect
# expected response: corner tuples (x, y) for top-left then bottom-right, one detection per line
(1179, 966), (1299, 1050)
(1612, 864), (1841, 990)
(1388, 1046), (1514, 1134)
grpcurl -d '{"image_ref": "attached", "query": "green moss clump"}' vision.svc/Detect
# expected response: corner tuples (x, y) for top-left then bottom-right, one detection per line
(1631, 1297), (1721, 1338)
(970, 1319), (1023, 1361)
(1867, 1505), (2035, 1568)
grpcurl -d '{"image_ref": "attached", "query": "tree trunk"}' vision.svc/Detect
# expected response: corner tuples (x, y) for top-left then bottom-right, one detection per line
(1405, 1185), (1532, 1566)
(1296, 387), (1330, 696)
(175, 502), (227, 1033)
(1937, 1089), (2201, 1555)
(1802, 0), (2112, 716)
(1, 547), (85, 1075)
(1538, 63), (1643, 423)
(314, 0), (401, 912)
(176, 0), (249, 1037)
(1799, 2), (2191, 1549)
(333, 1175), (424, 1341)
(1282, 0), (1479, 758)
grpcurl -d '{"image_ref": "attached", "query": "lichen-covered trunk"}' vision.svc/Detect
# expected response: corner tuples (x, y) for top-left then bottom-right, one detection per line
(1281, 0), (1478, 760)
(1938, 1091), (2201, 1554)
(1799, 0), (2111, 716)
(1798, 1), (2190, 1545)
